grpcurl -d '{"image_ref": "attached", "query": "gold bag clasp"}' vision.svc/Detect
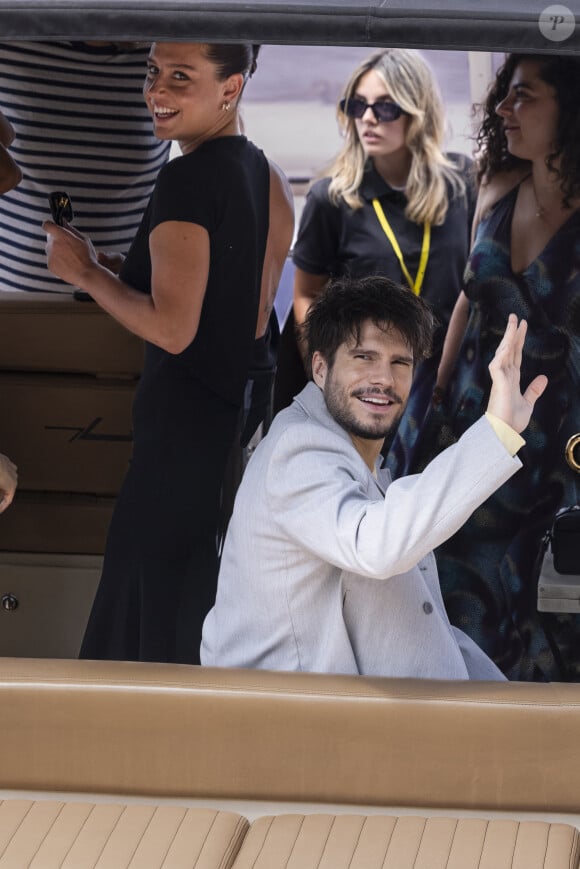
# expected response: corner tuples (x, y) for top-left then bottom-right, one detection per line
(565, 433), (580, 473)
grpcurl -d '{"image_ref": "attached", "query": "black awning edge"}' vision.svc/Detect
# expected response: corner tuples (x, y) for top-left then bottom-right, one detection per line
(0, 0), (578, 53)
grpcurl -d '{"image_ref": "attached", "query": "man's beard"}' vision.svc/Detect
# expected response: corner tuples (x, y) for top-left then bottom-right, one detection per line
(324, 378), (405, 441)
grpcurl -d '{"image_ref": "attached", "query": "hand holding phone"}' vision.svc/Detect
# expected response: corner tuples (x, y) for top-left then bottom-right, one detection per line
(48, 190), (73, 226)
(46, 191), (93, 300)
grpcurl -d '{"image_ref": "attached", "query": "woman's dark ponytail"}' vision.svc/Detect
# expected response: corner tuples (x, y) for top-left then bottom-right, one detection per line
(249, 44), (260, 77)
(202, 43), (260, 81)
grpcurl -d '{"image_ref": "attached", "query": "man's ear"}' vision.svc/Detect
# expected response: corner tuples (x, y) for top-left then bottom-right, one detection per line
(311, 351), (328, 388)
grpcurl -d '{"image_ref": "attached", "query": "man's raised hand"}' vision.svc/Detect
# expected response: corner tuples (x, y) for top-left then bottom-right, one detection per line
(486, 314), (548, 434)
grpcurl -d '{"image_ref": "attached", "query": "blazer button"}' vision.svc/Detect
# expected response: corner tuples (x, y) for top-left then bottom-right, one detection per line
(423, 601), (433, 614)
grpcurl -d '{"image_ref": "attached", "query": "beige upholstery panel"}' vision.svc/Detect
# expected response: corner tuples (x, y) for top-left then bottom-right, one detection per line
(231, 814), (580, 869)
(0, 801), (248, 869)
(2, 659), (580, 812)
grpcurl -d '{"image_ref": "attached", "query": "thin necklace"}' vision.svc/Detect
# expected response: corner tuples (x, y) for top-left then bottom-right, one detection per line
(529, 174), (571, 221)
(529, 176), (545, 219)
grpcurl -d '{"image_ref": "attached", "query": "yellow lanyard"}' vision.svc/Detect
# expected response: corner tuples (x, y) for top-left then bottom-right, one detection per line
(371, 198), (431, 296)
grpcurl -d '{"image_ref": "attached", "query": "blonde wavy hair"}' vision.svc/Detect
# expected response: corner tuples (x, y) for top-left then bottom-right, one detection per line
(327, 48), (464, 226)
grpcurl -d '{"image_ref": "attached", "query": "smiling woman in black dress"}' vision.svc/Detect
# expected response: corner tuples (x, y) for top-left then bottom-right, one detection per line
(44, 41), (293, 664)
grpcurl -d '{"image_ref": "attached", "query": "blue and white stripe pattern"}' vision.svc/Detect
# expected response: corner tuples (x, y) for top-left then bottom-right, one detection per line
(0, 41), (170, 293)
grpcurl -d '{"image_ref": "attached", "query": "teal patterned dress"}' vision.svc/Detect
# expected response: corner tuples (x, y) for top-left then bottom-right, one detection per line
(403, 183), (580, 681)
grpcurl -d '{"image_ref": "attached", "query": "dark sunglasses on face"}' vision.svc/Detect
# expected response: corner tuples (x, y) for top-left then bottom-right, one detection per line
(339, 97), (407, 122)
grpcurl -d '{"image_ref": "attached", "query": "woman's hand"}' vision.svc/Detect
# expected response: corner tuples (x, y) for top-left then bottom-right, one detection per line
(487, 314), (548, 434)
(43, 220), (100, 288)
(97, 250), (126, 275)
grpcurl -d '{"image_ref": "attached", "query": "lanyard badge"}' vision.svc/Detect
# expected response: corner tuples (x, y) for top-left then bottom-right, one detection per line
(372, 198), (431, 296)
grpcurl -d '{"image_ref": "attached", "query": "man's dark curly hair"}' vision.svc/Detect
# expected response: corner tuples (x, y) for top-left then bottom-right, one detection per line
(477, 53), (580, 206)
(304, 275), (434, 370)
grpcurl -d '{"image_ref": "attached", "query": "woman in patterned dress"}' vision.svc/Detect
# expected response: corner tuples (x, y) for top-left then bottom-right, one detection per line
(431, 53), (580, 681)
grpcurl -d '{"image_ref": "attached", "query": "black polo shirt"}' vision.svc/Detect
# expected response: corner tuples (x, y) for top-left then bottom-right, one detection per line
(293, 155), (476, 352)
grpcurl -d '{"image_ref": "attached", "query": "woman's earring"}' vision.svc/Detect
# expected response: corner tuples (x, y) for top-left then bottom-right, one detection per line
(221, 101), (231, 112)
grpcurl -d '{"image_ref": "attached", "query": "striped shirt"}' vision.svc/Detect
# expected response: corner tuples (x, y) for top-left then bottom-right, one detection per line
(0, 41), (170, 293)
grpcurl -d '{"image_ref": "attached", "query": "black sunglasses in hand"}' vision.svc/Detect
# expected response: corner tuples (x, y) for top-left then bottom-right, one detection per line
(339, 97), (407, 122)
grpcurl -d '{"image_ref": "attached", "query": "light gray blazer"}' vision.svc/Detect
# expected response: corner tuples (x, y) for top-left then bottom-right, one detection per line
(201, 383), (520, 680)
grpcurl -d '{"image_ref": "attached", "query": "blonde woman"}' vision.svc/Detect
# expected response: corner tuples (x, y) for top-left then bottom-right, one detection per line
(276, 48), (475, 470)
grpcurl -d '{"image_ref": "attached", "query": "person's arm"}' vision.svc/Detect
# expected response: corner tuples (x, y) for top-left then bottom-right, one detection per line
(267, 408), (520, 582)
(291, 178), (339, 362)
(433, 168), (492, 399)
(434, 167), (529, 402)
(0, 111), (21, 194)
(0, 111), (14, 147)
(96, 250), (126, 275)
(0, 452), (17, 513)
(293, 268), (330, 365)
(44, 218), (209, 354)
(267, 316), (545, 580)
(0, 145), (20, 195)
(255, 160), (295, 339)
(433, 289), (470, 400)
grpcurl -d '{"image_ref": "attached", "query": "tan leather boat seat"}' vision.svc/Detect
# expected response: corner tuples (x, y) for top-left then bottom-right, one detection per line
(230, 814), (580, 869)
(0, 801), (248, 869)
